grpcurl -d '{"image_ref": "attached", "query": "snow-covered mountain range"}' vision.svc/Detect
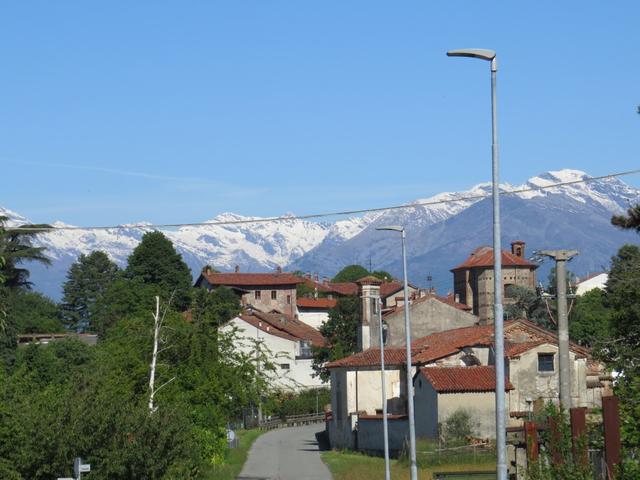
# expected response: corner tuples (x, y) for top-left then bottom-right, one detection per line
(3, 169), (639, 300)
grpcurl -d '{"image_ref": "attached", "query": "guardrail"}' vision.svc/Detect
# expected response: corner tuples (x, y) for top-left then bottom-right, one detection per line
(259, 412), (326, 430)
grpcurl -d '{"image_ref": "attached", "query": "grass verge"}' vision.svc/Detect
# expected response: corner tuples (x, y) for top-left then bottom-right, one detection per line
(201, 429), (263, 480)
(322, 449), (496, 480)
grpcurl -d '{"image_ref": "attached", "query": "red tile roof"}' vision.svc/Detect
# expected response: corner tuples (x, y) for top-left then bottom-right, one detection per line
(238, 310), (325, 346)
(451, 246), (537, 271)
(202, 271), (303, 287)
(296, 297), (337, 309)
(504, 340), (545, 358)
(411, 324), (496, 364)
(325, 347), (416, 368)
(419, 366), (514, 393)
(380, 282), (405, 298)
(411, 319), (589, 364)
(325, 319), (590, 371)
(327, 282), (359, 295)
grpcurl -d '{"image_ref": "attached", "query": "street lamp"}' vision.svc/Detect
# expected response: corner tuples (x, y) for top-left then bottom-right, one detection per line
(376, 225), (417, 480)
(377, 297), (391, 480)
(446, 48), (507, 480)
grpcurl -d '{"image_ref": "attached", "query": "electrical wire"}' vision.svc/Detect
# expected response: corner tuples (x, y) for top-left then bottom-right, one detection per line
(7, 168), (640, 232)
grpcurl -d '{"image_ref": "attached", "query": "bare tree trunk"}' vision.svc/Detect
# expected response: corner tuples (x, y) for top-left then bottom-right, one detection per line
(148, 296), (160, 413)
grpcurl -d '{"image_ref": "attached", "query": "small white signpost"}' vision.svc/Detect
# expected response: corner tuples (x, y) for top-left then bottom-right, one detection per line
(72, 457), (91, 479)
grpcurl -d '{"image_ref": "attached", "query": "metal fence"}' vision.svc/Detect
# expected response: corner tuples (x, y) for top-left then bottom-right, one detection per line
(259, 412), (325, 430)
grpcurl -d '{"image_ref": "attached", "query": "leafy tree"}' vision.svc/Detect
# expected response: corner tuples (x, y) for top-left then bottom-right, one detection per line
(612, 204), (640, 232)
(125, 231), (193, 309)
(504, 285), (548, 325)
(4, 290), (64, 334)
(0, 217), (51, 289)
(332, 264), (369, 283)
(0, 297), (274, 479)
(569, 289), (612, 347)
(332, 264), (395, 283)
(93, 276), (159, 339)
(312, 295), (359, 381)
(264, 387), (330, 418)
(61, 251), (118, 332)
(371, 270), (394, 282)
(191, 286), (240, 329)
(599, 244), (640, 478)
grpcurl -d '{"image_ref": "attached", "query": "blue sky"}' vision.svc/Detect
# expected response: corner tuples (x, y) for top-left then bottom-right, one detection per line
(1, 1), (639, 226)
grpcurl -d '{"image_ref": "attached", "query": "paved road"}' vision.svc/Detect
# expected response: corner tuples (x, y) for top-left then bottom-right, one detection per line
(238, 423), (332, 480)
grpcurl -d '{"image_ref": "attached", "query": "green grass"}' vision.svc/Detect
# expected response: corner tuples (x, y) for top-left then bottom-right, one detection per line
(200, 429), (263, 480)
(322, 449), (496, 480)
(412, 438), (496, 469)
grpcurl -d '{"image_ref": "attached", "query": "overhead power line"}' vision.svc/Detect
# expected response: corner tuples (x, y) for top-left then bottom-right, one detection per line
(8, 168), (640, 232)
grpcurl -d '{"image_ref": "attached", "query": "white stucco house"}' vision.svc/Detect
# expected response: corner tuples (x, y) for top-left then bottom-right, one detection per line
(296, 297), (336, 330)
(222, 309), (326, 391)
(574, 272), (608, 296)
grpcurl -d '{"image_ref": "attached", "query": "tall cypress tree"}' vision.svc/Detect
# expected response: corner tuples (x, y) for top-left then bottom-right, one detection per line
(124, 231), (193, 310)
(61, 251), (118, 332)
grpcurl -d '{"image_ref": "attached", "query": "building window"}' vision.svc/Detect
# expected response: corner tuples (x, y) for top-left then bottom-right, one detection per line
(286, 295), (291, 305)
(538, 353), (555, 372)
(254, 290), (261, 300)
(299, 340), (313, 359)
(280, 363), (290, 370)
(271, 290), (277, 300)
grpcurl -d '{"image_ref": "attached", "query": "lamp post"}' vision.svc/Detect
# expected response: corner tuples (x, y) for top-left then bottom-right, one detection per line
(446, 48), (506, 480)
(376, 226), (417, 480)
(378, 297), (391, 480)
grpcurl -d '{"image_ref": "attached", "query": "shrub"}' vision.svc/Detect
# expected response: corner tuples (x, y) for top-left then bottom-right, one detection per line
(442, 409), (475, 445)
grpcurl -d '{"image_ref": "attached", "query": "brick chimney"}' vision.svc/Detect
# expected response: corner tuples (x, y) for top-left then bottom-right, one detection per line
(511, 241), (526, 258)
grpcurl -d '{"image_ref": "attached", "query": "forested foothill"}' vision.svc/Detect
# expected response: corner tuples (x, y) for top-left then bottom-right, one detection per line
(0, 224), (302, 479)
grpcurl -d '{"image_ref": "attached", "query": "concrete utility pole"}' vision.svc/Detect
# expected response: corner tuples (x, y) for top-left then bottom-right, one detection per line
(539, 250), (579, 410)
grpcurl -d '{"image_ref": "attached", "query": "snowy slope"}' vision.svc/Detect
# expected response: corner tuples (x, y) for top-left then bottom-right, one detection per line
(3, 169), (639, 300)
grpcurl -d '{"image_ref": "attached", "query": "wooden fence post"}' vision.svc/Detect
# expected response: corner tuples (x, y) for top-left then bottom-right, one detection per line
(570, 407), (588, 467)
(602, 396), (621, 479)
(524, 421), (539, 462)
